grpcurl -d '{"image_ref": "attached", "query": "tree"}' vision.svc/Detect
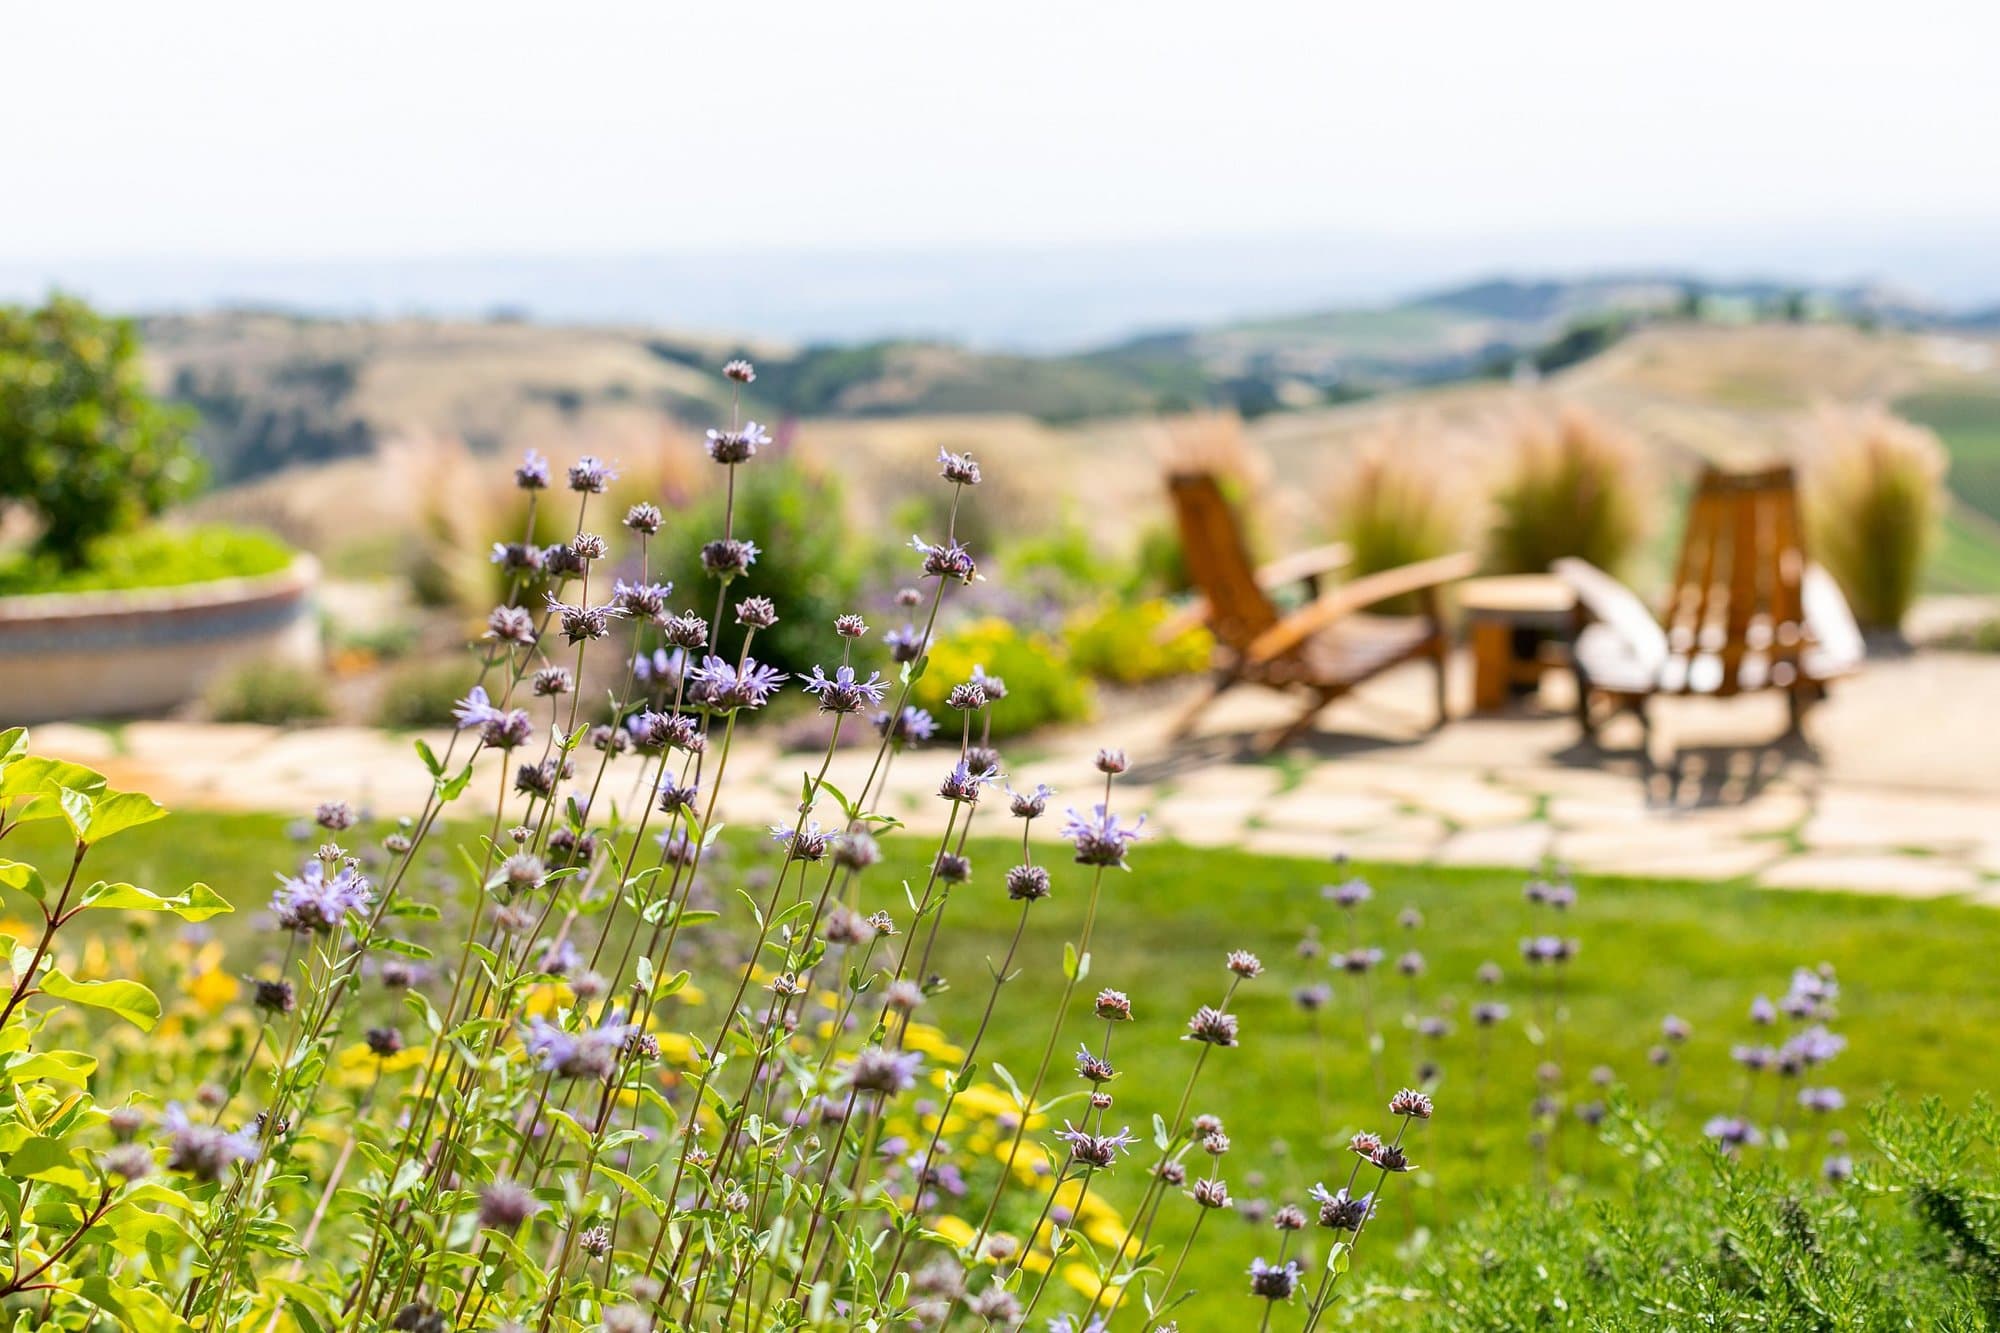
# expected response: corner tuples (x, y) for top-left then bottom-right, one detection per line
(0, 294), (201, 569)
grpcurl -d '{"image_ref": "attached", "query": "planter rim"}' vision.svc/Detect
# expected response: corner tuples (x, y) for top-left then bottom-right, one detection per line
(0, 554), (318, 624)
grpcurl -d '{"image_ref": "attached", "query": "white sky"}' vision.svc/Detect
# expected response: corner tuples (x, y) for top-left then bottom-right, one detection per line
(7, 0), (1999, 259)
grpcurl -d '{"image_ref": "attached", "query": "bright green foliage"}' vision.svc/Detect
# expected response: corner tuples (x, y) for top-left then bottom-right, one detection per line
(912, 615), (1095, 737)
(0, 730), (229, 1332)
(1488, 405), (1648, 576)
(0, 295), (202, 569)
(0, 524), (293, 597)
(1065, 599), (1213, 684)
(1403, 1097), (2000, 1330)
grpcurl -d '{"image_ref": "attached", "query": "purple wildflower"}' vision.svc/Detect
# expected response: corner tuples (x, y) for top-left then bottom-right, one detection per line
(567, 455), (618, 493)
(523, 1009), (633, 1081)
(938, 758), (1001, 804)
(452, 684), (502, 730)
(909, 534), (977, 584)
(1055, 1122), (1136, 1170)
(1248, 1257), (1301, 1301)
(515, 448), (551, 490)
(1061, 804), (1144, 868)
(688, 655), (787, 711)
(270, 860), (374, 934)
(801, 664), (887, 715)
(840, 1046), (923, 1097)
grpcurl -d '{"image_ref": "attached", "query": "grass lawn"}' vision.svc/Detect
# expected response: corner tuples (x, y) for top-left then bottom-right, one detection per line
(11, 808), (2000, 1326)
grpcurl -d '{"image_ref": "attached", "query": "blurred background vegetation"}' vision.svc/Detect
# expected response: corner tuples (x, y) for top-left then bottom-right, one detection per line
(4, 283), (1996, 731)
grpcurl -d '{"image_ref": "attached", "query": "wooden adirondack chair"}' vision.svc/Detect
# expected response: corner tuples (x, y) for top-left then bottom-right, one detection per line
(1164, 468), (1477, 749)
(1555, 463), (1864, 742)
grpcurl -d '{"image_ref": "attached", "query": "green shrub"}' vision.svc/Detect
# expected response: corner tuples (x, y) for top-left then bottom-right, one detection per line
(1406, 1097), (1999, 1331)
(1125, 519), (1193, 597)
(1488, 404), (1647, 575)
(1000, 524), (1101, 603)
(376, 658), (476, 728)
(1802, 405), (1946, 632)
(1065, 598), (1212, 684)
(0, 523), (293, 596)
(911, 616), (1094, 739)
(656, 455), (860, 677)
(205, 658), (331, 724)
(0, 294), (202, 567)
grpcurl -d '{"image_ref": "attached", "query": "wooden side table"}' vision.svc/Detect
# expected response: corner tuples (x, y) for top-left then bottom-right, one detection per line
(1461, 574), (1577, 714)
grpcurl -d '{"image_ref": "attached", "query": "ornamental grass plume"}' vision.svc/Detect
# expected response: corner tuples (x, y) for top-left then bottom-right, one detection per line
(1487, 401), (1648, 577)
(1798, 403), (1947, 633)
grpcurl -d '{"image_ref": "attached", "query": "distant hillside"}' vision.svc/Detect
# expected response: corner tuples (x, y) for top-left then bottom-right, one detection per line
(141, 275), (1980, 488)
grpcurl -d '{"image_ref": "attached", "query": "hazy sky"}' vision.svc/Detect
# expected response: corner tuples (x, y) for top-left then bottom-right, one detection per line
(10, 0), (2000, 260)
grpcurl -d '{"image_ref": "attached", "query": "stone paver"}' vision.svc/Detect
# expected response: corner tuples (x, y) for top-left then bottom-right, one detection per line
(1432, 822), (1554, 869)
(1759, 853), (1983, 897)
(16, 645), (2000, 902)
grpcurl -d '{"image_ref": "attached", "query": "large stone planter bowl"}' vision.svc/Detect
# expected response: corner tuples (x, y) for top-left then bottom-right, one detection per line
(0, 556), (319, 723)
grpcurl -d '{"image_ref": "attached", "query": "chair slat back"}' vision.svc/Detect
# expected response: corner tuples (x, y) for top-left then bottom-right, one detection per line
(1166, 470), (1280, 654)
(1660, 464), (1809, 695)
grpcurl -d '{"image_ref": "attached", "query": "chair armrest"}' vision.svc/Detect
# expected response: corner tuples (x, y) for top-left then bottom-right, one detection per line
(1246, 552), (1477, 664)
(1254, 542), (1352, 593)
(1551, 558), (1669, 671)
(1151, 543), (1353, 644)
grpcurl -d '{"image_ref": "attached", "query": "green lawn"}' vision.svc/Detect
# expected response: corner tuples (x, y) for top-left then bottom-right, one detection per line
(10, 808), (1999, 1326)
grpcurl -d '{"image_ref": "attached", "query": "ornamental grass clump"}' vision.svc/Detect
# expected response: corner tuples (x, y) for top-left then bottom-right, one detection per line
(1325, 422), (1476, 594)
(0, 357), (1445, 1332)
(1487, 403), (1647, 576)
(1798, 403), (1947, 633)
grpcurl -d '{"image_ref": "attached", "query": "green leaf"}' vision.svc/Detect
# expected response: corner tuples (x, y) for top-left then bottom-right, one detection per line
(40, 971), (161, 1031)
(77, 880), (231, 922)
(1062, 941), (1079, 981)
(1327, 1240), (1351, 1274)
(439, 762), (475, 802)
(414, 738), (443, 776)
(1153, 1113), (1169, 1150)
(5, 1048), (97, 1084)
(77, 1275), (197, 1333)
(596, 1165), (664, 1215)
(78, 790), (166, 844)
(57, 784), (97, 839)
(0, 859), (48, 903)
(0, 755), (107, 823)
(0, 728), (27, 768)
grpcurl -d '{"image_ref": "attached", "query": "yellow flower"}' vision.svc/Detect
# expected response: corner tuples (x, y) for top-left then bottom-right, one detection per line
(652, 1032), (698, 1066)
(187, 967), (239, 1015)
(336, 1042), (429, 1079)
(1062, 1262), (1120, 1302)
(521, 982), (575, 1018)
(900, 1023), (965, 1065)
(929, 1215), (978, 1250)
(949, 1084), (1020, 1122)
(1084, 1215), (1134, 1254)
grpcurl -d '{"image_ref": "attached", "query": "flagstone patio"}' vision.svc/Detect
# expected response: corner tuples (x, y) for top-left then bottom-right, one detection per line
(27, 647), (2000, 905)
